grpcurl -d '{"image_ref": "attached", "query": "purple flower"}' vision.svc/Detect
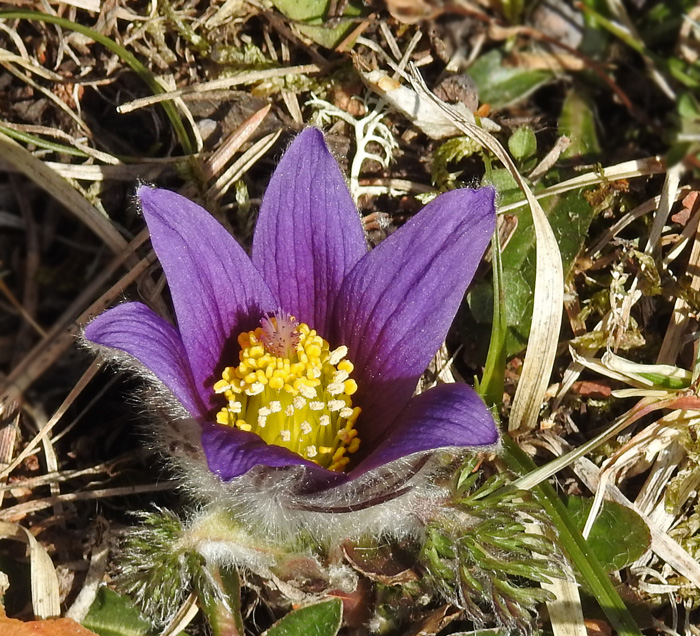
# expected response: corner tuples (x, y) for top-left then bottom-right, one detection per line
(85, 128), (498, 494)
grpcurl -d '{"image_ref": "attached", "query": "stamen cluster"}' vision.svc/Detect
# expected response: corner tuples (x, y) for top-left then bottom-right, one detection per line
(214, 314), (361, 471)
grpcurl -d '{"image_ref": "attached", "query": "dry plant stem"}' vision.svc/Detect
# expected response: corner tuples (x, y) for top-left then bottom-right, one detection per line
(207, 130), (282, 200)
(0, 482), (175, 522)
(512, 396), (667, 491)
(160, 593), (200, 636)
(117, 65), (321, 114)
(586, 189), (690, 258)
(335, 12), (376, 53)
(645, 163), (683, 258)
(0, 453), (138, 492)
(182, 104), (271, 195)
(65, 536), (109, 622)
(657, 201), (700, 364)
(528, 136), (571, 182)
(0, 278), (45, 338)
(38, 161), (173, 182)
(0, 414), (19, 508)
(500, 157), (666, 214)
(0, 360), (103, 481)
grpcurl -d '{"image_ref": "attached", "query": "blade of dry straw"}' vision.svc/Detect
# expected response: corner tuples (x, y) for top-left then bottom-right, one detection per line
(0, 131), (127, 254)
(407, 66), (563, 434)
(542, 573), (586, 636)
(0, 521), (60, 618)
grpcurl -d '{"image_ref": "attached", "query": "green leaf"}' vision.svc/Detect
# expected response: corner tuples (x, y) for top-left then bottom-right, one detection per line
(265, 599), (342, 636)
(469, 50), (552, 110)
(431, 136), (481, 188)
(499, 187), (595, 355)
(82, 587), (153, 636)
(565, 497), (651, 572)
(479, 228), (507, 408)
(559, 89), (601, 159)
(508, 126), (537, 161)
(270, 0), (364, 49)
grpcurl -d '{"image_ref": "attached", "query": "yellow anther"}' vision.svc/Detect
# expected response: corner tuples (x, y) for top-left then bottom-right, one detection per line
(344, 379), (358, 395)
(237, 333), (250, 348)
(332, 447), (346, 461)
(337, 359), (353, 373)
(215, 314), (362, 471)
(213, 379), (229, 393)
(306, 343), (322, 358)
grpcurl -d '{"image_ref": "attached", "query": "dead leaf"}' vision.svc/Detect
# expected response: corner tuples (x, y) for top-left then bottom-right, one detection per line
(0, 614), (98, 636)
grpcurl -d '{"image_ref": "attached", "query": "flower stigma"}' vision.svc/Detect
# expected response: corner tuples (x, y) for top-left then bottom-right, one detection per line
(214, 311), (361, 471)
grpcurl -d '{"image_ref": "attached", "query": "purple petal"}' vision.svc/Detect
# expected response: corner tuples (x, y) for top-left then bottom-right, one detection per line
(200, 422), (347, 489)
(350, 383), (498, 476)
(252, 128), (367, 338)
(337, 187), (496, 446)
(84, 302), (206, 417)
(138, 186), (277, 409)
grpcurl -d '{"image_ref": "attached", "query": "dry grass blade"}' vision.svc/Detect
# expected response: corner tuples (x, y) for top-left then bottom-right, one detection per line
(207, 130), (283, 199)
(499, 156), (666, 214)
(202, 104), (271, 183)
(0, 131), (127, 254)
(645, 163), (683, 257)
(407, 66), (565, 434)
(0, 483), (175, 521)
(160, 593), (200, 636)
(117, 65), (321, 114)
(542, 577), (586, 636)
(65, 538), (109, 622)
(0, 360), (102, 481)
(0, 521), (60, 618)
(657, 202), (700, 364)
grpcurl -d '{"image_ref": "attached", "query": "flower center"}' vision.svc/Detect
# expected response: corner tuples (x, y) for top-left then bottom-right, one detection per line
(213, 312), (361, 472)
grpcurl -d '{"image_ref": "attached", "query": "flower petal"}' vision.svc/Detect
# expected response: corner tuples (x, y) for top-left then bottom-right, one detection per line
(200, 422), (347, 488)
(350, 383), (498, 476)
(84, 302), (206, 417)
(337, 187), (496, 445)
(138, 186), (277, 408)
(252, 128), (367, 338)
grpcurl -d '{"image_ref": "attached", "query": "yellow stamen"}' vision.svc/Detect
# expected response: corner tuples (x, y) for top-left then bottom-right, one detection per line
(215, 312), (362, 471)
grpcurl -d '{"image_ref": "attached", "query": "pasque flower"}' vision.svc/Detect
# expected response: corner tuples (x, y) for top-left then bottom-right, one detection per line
(85, 128), (498, 516)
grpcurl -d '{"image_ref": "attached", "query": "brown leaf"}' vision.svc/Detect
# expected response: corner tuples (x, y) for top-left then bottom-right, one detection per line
(342, 541), (418, 585)
(0, 615), (98, 636)
(571, 380), (613, 398)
